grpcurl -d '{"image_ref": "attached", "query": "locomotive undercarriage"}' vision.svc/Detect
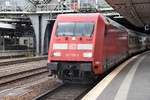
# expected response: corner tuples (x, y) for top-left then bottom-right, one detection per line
(48, 62), (97, 84)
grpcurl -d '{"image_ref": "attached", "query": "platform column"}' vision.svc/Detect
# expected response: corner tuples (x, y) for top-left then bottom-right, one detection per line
(29, 15), (41, 56)
(41, 15), (49, 55)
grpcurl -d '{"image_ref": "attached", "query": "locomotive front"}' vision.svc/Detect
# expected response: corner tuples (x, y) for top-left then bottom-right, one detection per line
(48, 14), (98, 83)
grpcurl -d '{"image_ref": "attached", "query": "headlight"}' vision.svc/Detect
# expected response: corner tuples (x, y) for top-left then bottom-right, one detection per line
(83, 52), (92, 58)
(53, 52), (61, 57)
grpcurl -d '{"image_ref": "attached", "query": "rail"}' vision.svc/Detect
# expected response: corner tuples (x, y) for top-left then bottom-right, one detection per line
(0, 57), (47, 85)
(0, 50), (34, 57)
(35, 84), (91, 100)
(0, 55), (47, 66)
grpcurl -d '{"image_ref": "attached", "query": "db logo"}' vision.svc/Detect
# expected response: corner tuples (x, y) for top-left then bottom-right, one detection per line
(68, 44), (77, 50)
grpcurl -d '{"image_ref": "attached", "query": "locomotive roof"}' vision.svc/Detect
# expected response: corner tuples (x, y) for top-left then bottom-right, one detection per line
(57, 13), (106, 22)
(57, 13), (100, 16)
(57, 13), (124, 28)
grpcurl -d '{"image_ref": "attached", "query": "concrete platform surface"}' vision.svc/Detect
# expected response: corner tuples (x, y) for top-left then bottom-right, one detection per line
(82, 51), (150, 100)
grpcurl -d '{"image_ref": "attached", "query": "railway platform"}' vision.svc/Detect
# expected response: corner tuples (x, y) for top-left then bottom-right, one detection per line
(82, 51), (150, 100)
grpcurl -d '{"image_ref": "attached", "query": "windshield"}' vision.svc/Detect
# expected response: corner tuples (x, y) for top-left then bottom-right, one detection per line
(56, 22), (94, 36)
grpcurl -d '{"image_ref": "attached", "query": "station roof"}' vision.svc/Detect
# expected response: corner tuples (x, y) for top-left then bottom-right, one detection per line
(106, 0), (150, 28)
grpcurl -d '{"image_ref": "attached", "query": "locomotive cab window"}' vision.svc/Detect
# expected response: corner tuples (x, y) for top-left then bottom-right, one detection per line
(56, 22), (74, 36)
(56, 22), (94, 36)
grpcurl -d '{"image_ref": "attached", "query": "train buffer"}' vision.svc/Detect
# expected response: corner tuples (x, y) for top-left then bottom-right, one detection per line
(82, 51), (150, 100)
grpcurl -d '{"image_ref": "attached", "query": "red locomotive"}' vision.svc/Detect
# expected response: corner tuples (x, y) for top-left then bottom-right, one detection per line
(48, 13), (147, 83)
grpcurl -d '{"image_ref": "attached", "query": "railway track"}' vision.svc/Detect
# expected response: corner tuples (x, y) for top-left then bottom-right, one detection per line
(0, 56), (47, 66)
(35, 84), (93, 100)
(0, 57), (48, 91)
(0, 64), (47, 85)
